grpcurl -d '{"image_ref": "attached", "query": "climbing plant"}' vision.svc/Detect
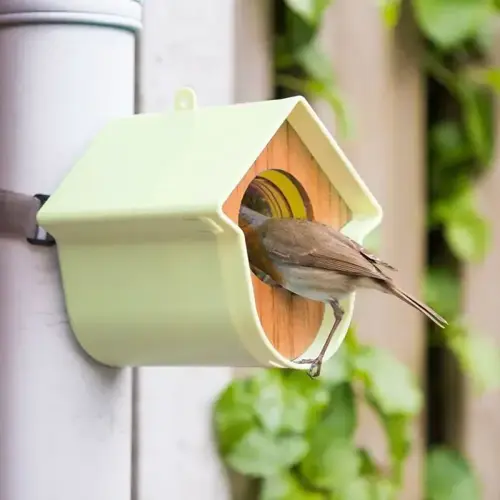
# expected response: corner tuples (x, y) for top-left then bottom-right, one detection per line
(213, 0), (500, 498)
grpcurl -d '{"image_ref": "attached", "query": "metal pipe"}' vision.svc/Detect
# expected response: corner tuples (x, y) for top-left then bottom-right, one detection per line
(0, 2), (142, 499)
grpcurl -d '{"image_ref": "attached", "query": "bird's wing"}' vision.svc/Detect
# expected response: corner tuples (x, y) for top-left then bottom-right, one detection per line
(261, 219), (390, 281)
(331, 230), (397, 271)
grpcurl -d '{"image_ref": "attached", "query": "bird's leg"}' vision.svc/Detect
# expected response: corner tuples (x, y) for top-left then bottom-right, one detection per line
(295, 299), (344, 378)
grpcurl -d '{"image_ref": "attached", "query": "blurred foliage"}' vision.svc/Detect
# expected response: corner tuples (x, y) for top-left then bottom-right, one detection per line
(274, 0), (351, 135)
(214, 0), (500, 498)
(426, 448), (480, 500)
(215, 328), (419, 499)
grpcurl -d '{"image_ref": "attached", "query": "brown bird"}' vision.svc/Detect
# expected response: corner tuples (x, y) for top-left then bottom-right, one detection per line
(239, 205), (447, 378)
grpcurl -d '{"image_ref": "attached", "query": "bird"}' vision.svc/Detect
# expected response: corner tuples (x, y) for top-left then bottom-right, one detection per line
(238, 205), (447, 378)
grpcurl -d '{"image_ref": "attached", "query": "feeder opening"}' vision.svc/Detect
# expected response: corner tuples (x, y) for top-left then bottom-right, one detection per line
(236, 169), (324, 361)
(238, 170), (314, 286)
(239, 169), (313, 221)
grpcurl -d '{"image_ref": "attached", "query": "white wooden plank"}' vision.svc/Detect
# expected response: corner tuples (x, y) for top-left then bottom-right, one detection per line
(234, 0), (273, 103)
(462, 60), (500, 497)
(462, 163), (500, 499)
(138, 0), (237, 112)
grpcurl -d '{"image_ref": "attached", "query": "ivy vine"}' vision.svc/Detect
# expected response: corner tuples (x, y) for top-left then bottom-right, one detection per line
(213, 0), (500, 498)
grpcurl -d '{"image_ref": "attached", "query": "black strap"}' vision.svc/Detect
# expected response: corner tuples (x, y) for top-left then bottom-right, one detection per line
(0, 189), (55, 246)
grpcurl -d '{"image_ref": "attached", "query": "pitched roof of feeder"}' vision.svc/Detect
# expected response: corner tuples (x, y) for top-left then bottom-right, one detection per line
(39, 96), (382, 242)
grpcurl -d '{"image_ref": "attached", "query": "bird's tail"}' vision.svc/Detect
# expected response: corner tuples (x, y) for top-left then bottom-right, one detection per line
(389, 284), (447, 328)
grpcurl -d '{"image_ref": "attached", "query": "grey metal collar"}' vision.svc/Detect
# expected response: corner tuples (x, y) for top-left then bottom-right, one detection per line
(0, 189), (54, 246)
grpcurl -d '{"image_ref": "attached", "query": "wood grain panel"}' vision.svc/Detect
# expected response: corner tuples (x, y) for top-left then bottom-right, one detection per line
(223, 121), (351, 359)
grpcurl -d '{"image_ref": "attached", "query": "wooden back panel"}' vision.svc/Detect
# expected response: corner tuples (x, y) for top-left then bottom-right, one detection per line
(223, 121), (351, 359)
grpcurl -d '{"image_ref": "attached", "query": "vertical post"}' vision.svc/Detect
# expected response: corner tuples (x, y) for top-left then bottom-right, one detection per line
(461, 32), (500, 499)
(462, 150), (500, 499)
(320, 2), (426, 498)
(0, 2), (141, 499)
(135, 1), (235, 499)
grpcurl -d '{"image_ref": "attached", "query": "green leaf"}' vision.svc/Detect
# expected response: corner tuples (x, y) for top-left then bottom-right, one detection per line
(252, 370), (286, 434)
(284, 0), (333, 25)
(300, 437), (360, 491)
(413, 0), (493, 49)
(358, 448), (379, 476)
(283, 9), (317, 53)
(428, 121), (472, 193)
(329, 476), (396, 500)
(371, 478), (397, 500)
(364, 388), (412, 485)
(424, 268), (461, 319)
(430, 121), (467, 165)
(280, 370), (331, 433)
(353, 347), (423, 416)
(331, 477), (371, 500)
(274, 35), (297, 70)
(467, 67), (500, 92)
(320, 344), (351, 386)
(213, 378), (259, 455)
(458, 84), (494, 165)
(434, 185), (491, 262)
(382, 414), (413, 484)
(317, 83), (352, 137)
(432, 185), (473, 224)
(475, 20), (495, 51)
(425, 52), (460, 93)
(309, 383), (356, 443)
(261, 471), (324, 500)
(378, 0), (402, 28)
(296, 42), (335, 84)
(301, 384), (359, 490)
(445, 208), (490, 262)
(226, 429), (309, 477)
(446, 323), (500, 392)
(275, 74), (351, 137)
(283, 41), (352, 137)
(426, 448), (481, 500)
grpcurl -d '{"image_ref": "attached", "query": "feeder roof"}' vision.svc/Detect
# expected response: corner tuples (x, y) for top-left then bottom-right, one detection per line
(39, 95), (382, 242)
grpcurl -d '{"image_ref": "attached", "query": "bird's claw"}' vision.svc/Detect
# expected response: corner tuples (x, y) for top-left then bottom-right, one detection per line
(295, 358), (322, 378)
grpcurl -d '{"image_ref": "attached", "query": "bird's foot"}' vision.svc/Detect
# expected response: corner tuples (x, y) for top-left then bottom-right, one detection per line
(294, 358), (323, 379)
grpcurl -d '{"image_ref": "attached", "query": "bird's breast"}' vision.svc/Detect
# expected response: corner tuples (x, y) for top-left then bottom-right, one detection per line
(274, 263), (356, 303)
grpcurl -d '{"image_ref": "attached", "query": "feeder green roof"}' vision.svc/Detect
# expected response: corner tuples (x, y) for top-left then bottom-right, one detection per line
(39, 93), (381, 242)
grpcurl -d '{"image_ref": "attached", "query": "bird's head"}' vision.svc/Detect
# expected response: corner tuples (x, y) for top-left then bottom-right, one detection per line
(238, 205), (269, 229)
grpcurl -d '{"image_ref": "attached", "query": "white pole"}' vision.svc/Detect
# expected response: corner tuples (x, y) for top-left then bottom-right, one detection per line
(0, 2), (142, 499)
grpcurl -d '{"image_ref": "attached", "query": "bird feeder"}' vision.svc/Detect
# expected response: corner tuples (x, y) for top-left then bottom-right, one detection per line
(37, 88), (382, 370)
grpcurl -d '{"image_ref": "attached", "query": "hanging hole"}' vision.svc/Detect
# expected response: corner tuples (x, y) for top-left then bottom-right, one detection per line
(174, 88), (197, 111)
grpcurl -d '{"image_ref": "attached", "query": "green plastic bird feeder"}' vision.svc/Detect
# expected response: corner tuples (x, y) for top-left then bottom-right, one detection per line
(37, 88), (382, 370)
